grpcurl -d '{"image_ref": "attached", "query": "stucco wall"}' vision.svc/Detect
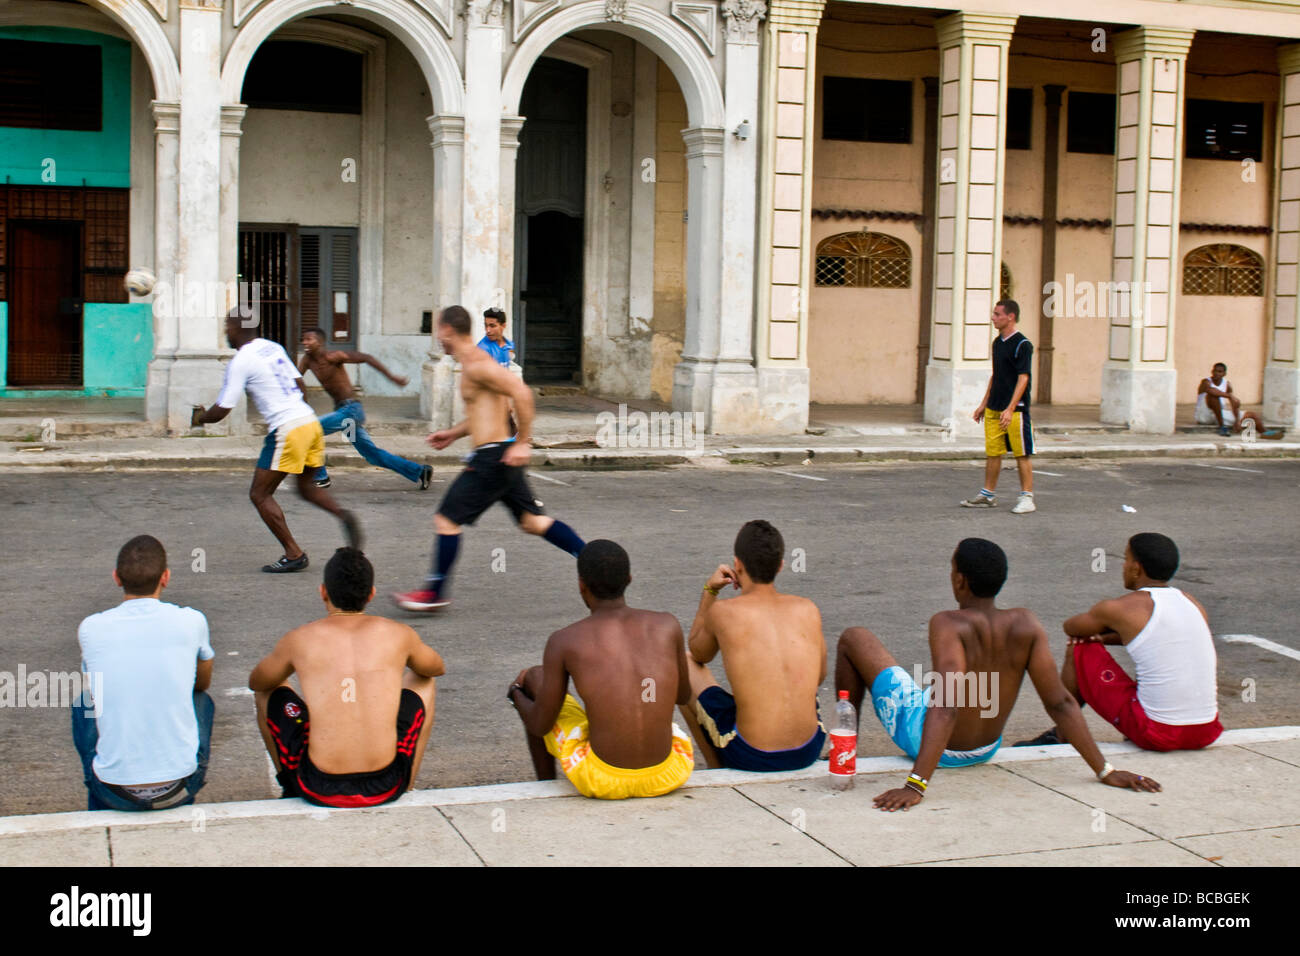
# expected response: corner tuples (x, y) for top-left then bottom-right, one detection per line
(239, 109), (362, 226)
(651, 60), (687, 403)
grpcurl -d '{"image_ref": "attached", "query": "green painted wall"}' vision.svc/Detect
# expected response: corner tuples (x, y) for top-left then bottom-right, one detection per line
(0, 28), (131, 188)
(0, 302), (151, 395)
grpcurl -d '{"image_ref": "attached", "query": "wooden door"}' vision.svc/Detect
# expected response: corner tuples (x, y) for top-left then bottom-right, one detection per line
(6, 220), (82, 386)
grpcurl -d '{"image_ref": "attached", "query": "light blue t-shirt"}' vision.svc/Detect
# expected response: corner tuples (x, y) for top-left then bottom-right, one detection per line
(77, 598), (214, 785)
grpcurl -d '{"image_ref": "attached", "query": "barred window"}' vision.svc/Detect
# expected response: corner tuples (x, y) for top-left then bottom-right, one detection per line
(814, 232), (911, 288)
(1000, 262), (1012, 302)
(1182, 244), (1264, 296)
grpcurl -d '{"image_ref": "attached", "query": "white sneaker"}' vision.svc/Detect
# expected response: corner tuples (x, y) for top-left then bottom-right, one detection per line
(1011, 494), (1037, 515)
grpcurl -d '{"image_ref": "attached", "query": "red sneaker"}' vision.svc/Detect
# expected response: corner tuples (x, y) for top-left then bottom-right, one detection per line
(391, 589), (450, 612)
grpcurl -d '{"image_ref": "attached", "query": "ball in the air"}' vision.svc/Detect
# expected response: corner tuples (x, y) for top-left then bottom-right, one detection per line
(124, 268), (157, 296)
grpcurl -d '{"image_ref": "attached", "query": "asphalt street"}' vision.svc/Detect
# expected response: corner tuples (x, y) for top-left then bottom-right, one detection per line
(1, 457), (1297, 815)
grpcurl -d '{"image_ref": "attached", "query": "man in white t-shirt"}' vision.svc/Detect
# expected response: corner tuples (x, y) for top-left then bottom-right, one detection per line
(1016, 532), (1223, 752)
(193, 310), (363, 573)
(1194, 362), (1281, 439)
(73, 535), (215, 811)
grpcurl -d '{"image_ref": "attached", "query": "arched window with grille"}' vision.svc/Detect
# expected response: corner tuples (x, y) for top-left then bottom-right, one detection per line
(1182, 243), (1264, 296)
(814, 232), (911, 288)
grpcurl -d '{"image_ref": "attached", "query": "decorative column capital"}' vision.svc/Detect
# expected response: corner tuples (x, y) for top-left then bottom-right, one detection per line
(220, 104), (247, 137)
(179, 0), (223, 9)
(460, 0), (505, 26)
(1112, 26), (1194, 62)
(934, 12), (1017, 48)
(427, 113), (466, 148)
(152, 100), (181, 134)
(722, 0), (766, 44)
(682, 126), (726, 159)
(500, 115), (526, 150)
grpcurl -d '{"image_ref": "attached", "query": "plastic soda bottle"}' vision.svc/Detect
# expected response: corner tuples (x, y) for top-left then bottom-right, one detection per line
(828, 690), (856, 790)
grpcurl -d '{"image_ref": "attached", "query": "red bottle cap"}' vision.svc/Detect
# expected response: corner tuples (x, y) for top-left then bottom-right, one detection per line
(838, 690), (849, 699)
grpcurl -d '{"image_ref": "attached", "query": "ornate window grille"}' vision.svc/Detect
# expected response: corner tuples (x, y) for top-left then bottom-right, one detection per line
(1182, 243), (1264, 296)
(814, 232), (911, 288)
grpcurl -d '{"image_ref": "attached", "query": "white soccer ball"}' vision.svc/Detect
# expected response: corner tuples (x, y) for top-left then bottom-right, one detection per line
(124, 268), (157, 296)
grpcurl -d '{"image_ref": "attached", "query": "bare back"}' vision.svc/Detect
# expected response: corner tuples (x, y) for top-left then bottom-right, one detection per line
(931, 606), (1040, 750)
(302, 350), (355, 404)
(711, 591), (825, 750)
(459, 347), (514, 445)
(557, 608), (686, 769)
(280, 615), (421, 773)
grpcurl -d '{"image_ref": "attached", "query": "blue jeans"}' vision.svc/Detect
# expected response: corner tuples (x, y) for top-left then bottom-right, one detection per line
(318, 399), (423, 483)
(71, 690), (214, 812)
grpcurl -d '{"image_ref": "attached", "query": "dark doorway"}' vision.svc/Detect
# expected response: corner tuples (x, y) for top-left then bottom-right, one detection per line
(6, 220), (83, 386)
(515, 57), (586, 384)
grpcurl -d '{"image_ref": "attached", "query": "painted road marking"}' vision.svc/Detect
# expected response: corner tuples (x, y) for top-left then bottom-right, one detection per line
(1035, 470), (1064, 477)
(224, 687), (254, 698)
(1193, 463), (1266, 475)
(1220, 634), (1300, 663)
(528, 472), (570, 486)
(770, 470), (828, 482)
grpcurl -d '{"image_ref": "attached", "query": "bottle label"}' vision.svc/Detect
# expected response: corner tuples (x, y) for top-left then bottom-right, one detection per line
(828, 731), (856, 776)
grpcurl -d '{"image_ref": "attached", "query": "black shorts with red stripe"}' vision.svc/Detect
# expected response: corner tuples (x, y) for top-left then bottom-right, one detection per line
(265, 686), (426, 809)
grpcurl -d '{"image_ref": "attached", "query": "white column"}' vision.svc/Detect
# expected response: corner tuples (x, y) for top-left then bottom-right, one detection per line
(499, 115), (526, 318)
(924, 12), (1018, 433)
(460, 0), (505, 344)
(628, 45), (657, 336)
(1100, 28), (1193, 434)
(145, 100), (179, 430)
(422, 113), (466, 426)
(672, 127), (727, 424)
(1264, 45), (1300, 427)
(218, 104), (246, 307)
(753, 0), (823, 434)
(158, 1), (231, 434)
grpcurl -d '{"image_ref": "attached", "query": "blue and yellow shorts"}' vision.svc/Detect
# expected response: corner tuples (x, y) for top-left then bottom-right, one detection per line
(544, 695), (694, 799)
(984, 407), (1034, 458)
(257, 418), (325, 474)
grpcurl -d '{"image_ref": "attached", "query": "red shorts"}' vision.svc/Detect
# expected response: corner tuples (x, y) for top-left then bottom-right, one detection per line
(1072, 643), (1222, 752)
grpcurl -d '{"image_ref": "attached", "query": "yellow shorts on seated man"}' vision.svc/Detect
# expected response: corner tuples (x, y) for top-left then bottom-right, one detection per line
(508, 539), (697, 800)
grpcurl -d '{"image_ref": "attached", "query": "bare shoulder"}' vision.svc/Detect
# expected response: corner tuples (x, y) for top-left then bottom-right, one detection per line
(928, 608), (972, 633)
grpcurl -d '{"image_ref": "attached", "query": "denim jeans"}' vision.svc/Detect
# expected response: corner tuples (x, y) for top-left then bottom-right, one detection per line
(71, 690), (214, 812)
(317, 399), (422, 483)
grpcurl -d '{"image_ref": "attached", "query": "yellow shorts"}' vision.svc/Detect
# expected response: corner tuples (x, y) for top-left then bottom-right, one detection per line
(257, 418), (325, 474)
(984, 407), (1034, 458)
(543, 695), (694, 800)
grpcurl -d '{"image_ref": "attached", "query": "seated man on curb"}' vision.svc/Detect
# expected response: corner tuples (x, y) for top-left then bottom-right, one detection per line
(250, 547), (443, 807)
(1018, 532), (1223, 753)
(1195, 362), (1280, 438)
(838, 538), (1160, 812)
(74, 535), (215, 812)
(679, 520), (827, 772)
(508, 540), (694, 800)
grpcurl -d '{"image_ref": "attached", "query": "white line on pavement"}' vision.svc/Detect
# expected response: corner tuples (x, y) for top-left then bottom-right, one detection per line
(1035, 470), (1064, 477)
(528, 472), (570, 486)
(224, 687), (253, 698)
(1220, 634), (1300, 663)
(769, 470), (828, 482)
(1193, 463), (1266, 474)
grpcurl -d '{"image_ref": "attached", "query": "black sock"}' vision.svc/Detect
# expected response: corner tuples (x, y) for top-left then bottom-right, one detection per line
(426, 533), (461, 594)
(542, 520), (585, 557)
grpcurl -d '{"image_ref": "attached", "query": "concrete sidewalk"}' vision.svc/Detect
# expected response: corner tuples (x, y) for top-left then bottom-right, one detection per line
(2, 726), (1296, 867)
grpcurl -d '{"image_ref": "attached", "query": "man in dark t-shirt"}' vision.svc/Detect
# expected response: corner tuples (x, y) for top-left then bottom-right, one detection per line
(961, 299), (1036, 514)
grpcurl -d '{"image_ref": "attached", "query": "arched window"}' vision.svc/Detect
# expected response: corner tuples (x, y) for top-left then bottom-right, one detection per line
(814, 232), (911, 288)
(1000, 262), (1012, 302)
(1182, 243), (1264, 296)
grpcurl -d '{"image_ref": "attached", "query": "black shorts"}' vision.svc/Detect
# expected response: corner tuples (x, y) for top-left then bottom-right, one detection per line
(437, 442), (545, 527)
(265, 686), (426, 809)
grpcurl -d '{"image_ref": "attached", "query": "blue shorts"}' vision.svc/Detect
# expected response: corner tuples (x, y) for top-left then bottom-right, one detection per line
(693, 686), (825, 772)
(871, 666), (1001, 768)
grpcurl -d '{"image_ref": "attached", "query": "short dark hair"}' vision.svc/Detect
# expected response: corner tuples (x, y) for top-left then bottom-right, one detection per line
(116, 535), (167, 594)
(1213, 362), (1227, 372)
(225, 305), (259, 331)
(302, 326), (325, 341)
(734, 520), (784, 584)
(996, 299), (1020, 321)
(483, 308), (506, 324)
(953, 538), (1008, 598)
(439, 305), (472, 336)
(577, 540), (631, 599)
(1129, 533), (1179, 581)
(323, 547), (374, 612)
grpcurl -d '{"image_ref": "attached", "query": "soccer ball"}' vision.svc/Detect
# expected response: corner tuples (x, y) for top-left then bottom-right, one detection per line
(124, 268), (157, 296)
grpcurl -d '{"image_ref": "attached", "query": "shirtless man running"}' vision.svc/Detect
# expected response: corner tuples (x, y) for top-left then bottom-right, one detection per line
(508, 539), (695, 799)
(298, 327), (433, 490)
(680, 519), (828, 772)
(250, 547), (444, 807)
(392, 305), (585, 611)
(837, 537), (1160, 811)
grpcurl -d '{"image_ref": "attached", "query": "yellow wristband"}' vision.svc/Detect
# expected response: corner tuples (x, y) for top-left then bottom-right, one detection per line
(703, 584), (720, 597)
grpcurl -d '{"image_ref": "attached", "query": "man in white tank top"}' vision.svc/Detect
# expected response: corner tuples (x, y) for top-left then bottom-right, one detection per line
(1017, 532), (1223, 752)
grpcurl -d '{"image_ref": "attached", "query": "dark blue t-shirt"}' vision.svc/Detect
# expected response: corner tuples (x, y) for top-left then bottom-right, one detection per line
(990, 331), (1033, 412)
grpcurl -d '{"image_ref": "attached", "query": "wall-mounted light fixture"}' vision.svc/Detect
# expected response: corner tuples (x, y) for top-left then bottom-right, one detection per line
(733, 119), (751, 140)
